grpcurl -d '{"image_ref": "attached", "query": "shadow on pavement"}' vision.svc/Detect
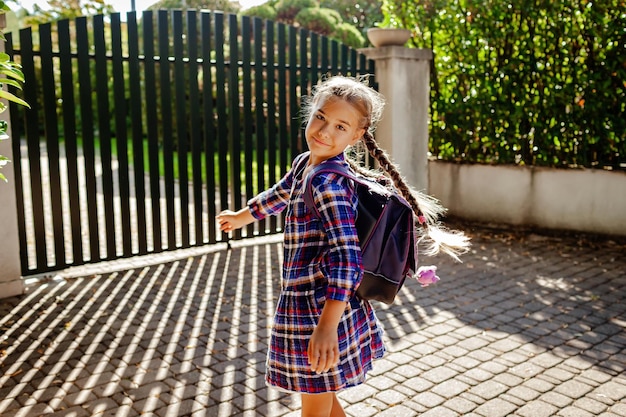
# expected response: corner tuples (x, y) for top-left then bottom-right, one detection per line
(1, 223), (625, 416)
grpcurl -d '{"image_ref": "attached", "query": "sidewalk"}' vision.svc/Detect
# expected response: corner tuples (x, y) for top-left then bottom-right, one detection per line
(1, 223), (625, 417)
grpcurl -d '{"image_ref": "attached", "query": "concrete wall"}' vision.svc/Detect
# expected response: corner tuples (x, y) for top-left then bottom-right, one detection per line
(0, 29), (24, 299)
(0, 110), (23, 298)
(429, 161), (626, 236)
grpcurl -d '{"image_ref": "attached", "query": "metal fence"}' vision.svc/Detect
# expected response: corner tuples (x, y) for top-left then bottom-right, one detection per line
(7, 10), (375, 276)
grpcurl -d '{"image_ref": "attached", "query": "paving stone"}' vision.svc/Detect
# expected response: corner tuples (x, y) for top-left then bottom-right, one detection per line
(419, 406), (460, 417)
(47, 405), (91, 417)
(468, 380), (509, 401)
(431, 379), (470, 399)
(554, 379), (594, 399)
(557, 406), (596, 417)
(339, 384), (377, 404)
(343, 402), (379, 417)
(375, 388), (409, 406)
(412, 391), (446, 408)
(507, 385), (541, 402)
(376, 404), (418, 417)
(442, 396), (478, 414)
(609, 402), (626, 416)
(539, 391), (573, 408)
(472, 397), (516, 417)
(592, 381), (626, 402)
(420, 367), (458, 384)
(524, 378), (555, 393)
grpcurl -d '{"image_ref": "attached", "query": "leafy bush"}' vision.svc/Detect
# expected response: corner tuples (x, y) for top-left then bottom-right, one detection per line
(0, 1), (29, 182)
(295, 7), (338, 35)
(275, 0), (318, 23)
(383, 0), (626, 170)
(241, 4), (277, 21)
(332, 22), (365, 49)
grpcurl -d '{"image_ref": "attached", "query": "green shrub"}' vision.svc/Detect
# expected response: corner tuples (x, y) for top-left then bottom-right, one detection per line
(383, 0), (626, 170)
(295, 7), (338, 35)
(240, 4), (277, 21)
(275, 0), (318, 23)
(331, 22), (365, 49)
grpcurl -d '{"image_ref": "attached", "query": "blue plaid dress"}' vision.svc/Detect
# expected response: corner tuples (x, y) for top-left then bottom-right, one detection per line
(248, 151), (385, 394)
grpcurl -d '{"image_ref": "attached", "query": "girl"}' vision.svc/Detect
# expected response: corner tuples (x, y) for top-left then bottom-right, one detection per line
(217, 76), (469, 417)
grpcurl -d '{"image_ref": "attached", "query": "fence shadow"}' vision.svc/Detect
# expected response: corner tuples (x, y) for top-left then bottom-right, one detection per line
(1, 224), (625, 416)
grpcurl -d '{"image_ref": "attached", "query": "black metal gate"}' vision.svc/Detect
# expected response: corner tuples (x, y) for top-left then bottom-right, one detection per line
(7, 11), (375, 276)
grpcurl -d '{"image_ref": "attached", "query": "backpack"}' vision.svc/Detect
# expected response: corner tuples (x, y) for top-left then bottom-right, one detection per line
(302, 159), (416, 305)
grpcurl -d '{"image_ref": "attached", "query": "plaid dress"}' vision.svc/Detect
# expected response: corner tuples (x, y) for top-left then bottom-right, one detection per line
(248, 152), (385, 394)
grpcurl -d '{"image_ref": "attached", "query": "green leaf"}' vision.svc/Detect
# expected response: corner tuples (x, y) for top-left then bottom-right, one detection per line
(0, 90), (30, 108)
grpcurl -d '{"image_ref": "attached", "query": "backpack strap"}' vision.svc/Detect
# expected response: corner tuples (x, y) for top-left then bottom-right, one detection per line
(291, 151), (311, 181)
(303, 161), (394, 219)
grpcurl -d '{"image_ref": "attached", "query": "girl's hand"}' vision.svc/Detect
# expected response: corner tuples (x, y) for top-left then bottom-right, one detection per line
(216, 209), (255, 233)
(307, 323), (340, 374)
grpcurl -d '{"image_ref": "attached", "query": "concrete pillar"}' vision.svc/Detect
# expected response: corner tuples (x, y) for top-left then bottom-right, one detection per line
(0, 18), (24, 299)
(361, 46), (433, 193)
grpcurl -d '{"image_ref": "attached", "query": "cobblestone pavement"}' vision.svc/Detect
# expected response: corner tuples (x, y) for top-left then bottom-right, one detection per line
(1, 223), (625, 417)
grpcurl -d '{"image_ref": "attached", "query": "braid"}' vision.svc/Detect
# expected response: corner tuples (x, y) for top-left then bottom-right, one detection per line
(360, 132), (425, 223)
(357, 132), (470, 260)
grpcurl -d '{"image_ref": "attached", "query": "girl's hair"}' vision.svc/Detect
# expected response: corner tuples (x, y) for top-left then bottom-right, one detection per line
(304, 75), (470, 260)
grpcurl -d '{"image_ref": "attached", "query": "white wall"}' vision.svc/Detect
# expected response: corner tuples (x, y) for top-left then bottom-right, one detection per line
(0, 111), (23, 298)
(429, 161), (626, 236)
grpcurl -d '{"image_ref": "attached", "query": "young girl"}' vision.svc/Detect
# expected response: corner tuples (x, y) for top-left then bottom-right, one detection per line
(217, 76), (469, 417)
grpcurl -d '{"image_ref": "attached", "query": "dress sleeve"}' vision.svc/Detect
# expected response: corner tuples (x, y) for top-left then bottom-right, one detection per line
(247, 153), (307, 220)
(311, 174), (362, 302)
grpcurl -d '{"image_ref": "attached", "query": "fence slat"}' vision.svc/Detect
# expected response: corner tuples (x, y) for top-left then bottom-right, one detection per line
(288, 26), (299, 160)
(157, 10), (177, 250)
(214, 12), (229, 241)
(172, 10), (190, 248)
(94, 15), (117, 259)
(228, 14), (243, 240)
(142, 11), (163, 252)
(187, 10), (204, 245)
(201, 12), (217, 243)
(253, 17), (266, 236)
(39, 23), (66, 267)
(57, 19), (84, 265)
(127, 11), (148, 255)
(265, 20), (278, 233)
(18, 28), (48, 269)
(76, 17), (101, 263)
(277, 23), (288, 177)
(111, 13), (133, 257)
(299, 28), (308, 154)
(241, 15), (255, 238)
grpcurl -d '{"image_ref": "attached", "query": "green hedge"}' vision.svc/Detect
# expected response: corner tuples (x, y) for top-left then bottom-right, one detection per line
(383, 0), (625, 170)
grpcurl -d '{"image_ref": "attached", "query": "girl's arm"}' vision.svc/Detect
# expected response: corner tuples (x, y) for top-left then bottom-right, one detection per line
(307, 299), (346, 374)
(216, 208), (256, 232)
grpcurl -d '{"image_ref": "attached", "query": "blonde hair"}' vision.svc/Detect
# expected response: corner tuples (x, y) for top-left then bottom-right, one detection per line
(304, 75), (470, 260)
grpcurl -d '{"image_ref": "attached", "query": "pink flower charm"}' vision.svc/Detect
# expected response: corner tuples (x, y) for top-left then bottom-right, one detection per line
(416, 266), (440, 287)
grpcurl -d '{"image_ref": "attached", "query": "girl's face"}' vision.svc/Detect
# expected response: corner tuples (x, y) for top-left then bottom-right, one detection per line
(305, 98), (365, 166)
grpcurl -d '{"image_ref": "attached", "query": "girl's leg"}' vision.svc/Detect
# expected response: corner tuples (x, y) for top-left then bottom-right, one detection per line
(331, 393), (346, 417)
(301, 393), (346, 417)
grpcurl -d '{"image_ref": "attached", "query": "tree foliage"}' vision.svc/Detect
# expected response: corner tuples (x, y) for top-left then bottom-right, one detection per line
(147, 0), (240, 13)
(22, 0), (114, 25)
(241, 0), (370, 49)
(0, 1), (29, 182)
(319, 0), (382, 33)
(383, 0), (626, 169)
(294, 7), (340, 36)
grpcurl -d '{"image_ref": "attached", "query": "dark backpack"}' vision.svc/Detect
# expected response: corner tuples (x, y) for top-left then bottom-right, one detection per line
(302, 160), (416, 304)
